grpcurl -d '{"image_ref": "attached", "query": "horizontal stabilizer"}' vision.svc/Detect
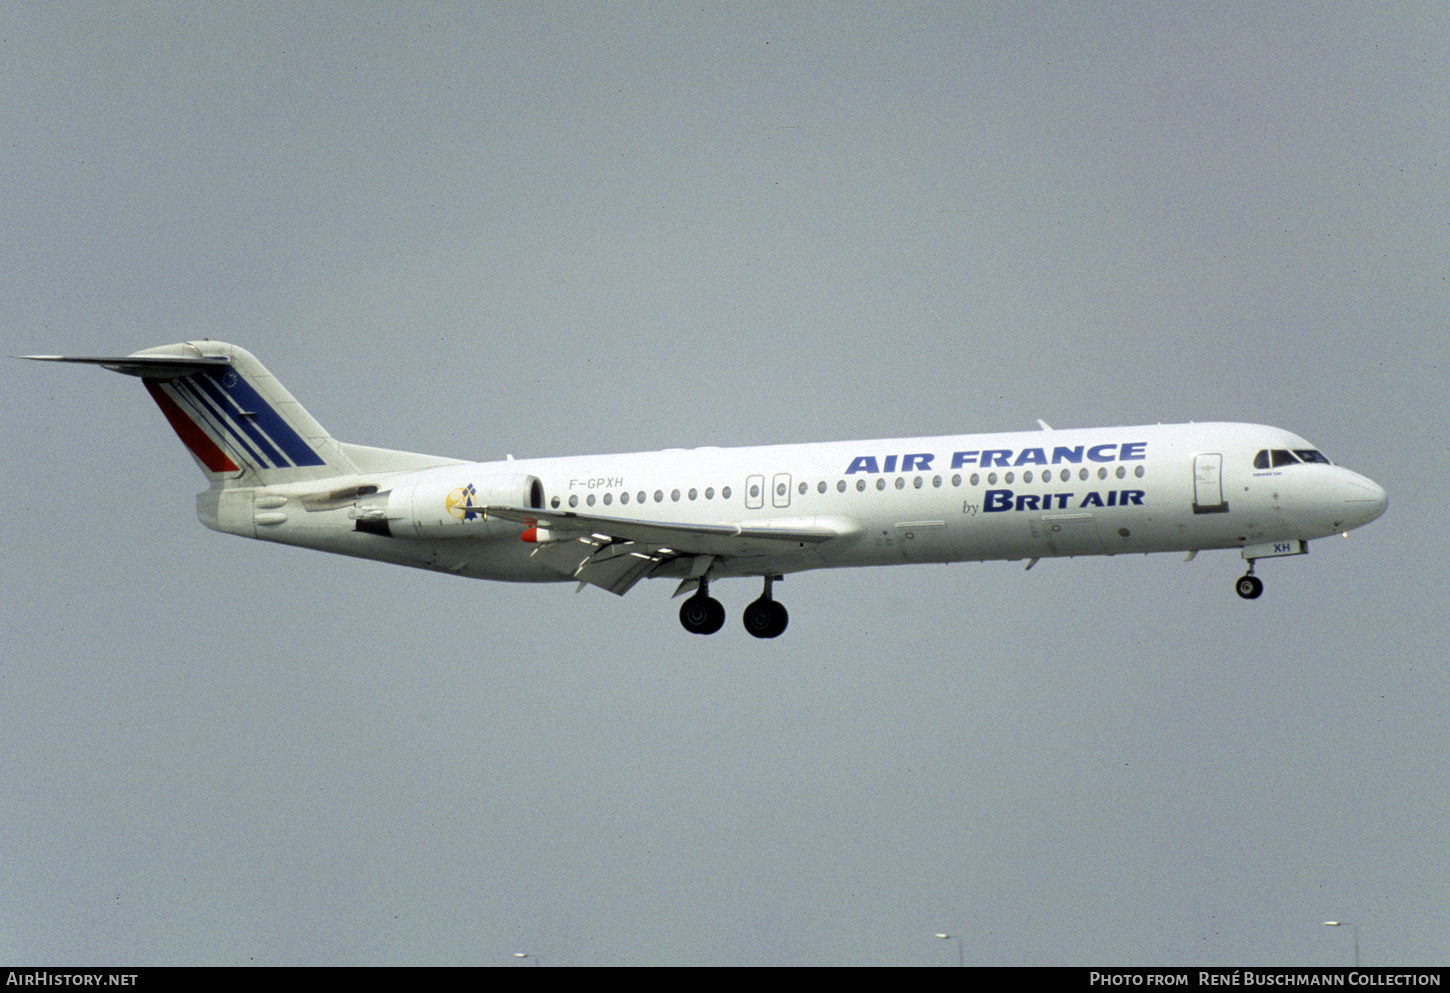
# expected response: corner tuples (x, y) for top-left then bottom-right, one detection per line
(21, 353), (232, 380)
(25, 342), (346, 484)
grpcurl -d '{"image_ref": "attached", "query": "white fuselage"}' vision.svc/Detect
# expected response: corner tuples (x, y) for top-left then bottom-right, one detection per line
(28, 342), (1390, 635)
(203, 421), (1387, 586)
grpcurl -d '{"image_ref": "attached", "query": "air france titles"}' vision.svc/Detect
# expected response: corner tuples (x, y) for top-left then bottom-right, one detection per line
(845, 441), (1148, 512)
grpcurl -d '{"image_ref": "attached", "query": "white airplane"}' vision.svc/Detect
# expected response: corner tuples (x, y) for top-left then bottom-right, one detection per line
(26, 341), (1388, 638)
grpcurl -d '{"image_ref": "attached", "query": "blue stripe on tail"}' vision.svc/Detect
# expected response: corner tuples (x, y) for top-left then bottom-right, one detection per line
(171, 367), (327, 470)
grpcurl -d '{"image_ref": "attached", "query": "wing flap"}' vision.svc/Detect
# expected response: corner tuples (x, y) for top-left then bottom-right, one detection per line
(484, 505), (851, 553)
(487, 505), (862, 595)
(526, 532), (679, 596)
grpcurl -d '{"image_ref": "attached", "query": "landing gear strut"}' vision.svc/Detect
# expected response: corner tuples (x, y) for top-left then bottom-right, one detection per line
(678, 576), (790, 637)
(1235, 565), (1264, 600)
(742, 576), (789, 639)
(679, 578), (726, 635)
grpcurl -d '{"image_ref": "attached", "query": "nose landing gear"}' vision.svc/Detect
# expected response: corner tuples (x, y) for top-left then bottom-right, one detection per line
(1235, 567), (1264, 600)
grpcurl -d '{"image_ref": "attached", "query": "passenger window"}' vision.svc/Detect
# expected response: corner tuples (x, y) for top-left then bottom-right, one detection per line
(705, 487), (715, 500)
(1023, 471), (1034, 483)
(722, 486), (731, 499)
(837, 480), (846, 492)
(603, 493), (613, 505)
(1134, 465), (1144, 478)
(1115, 466), (1126, 479)
(621, 492), (630, 505)
(671, 489), (680, 502)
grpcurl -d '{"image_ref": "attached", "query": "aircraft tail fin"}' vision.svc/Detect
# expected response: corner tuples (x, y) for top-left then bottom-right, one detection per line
(25, 341), (358, 487)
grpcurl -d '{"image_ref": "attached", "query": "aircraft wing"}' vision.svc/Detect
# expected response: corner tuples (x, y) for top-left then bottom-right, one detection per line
(480, 504), (861, 595)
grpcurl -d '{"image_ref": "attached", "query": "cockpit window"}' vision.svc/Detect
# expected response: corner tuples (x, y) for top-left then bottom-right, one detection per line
(1255, 447), (1332, 469)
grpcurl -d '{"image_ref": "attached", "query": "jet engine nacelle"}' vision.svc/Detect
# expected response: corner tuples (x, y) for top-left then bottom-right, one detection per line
(353, 470), (544, 539)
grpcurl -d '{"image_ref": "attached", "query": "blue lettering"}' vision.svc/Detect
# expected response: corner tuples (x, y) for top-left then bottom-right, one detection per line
(983, 489), (1014, 512)
(850, 442), (1140, 478)
(1015, 494), (1041, 511)
(1121, 490), (1145, 505)
(1054, 493), (1074, 509)
(1107, 490), (1118, 506)
(1080, 492), (1104, 508)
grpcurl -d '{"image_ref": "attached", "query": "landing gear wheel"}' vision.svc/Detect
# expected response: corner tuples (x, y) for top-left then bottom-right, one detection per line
(742, 598), (789, 639)
(1236, 575), (1264, 600)
(680, 595), (727, 635)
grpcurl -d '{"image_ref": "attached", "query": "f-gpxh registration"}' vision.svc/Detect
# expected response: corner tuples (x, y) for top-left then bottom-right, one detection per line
(26, 342), (1388, 639)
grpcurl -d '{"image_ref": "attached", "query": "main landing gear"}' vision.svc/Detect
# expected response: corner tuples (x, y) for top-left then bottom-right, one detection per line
(742, 576), (789, 639)
(679, 576), (789, 639)
(679, 578), (727, 635)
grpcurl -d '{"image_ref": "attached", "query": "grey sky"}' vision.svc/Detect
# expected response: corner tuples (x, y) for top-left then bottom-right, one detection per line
(4, 2), (1446, 966)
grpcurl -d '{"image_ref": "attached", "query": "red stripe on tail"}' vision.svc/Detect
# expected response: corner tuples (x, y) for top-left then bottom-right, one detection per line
(143, 380), (239, 473)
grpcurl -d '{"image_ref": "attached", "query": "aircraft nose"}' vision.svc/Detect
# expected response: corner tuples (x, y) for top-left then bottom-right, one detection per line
(1340, 474), (1388, 529)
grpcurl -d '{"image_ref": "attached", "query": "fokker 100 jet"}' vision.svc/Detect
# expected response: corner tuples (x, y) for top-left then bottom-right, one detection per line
(26, 341), (1388, 638)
